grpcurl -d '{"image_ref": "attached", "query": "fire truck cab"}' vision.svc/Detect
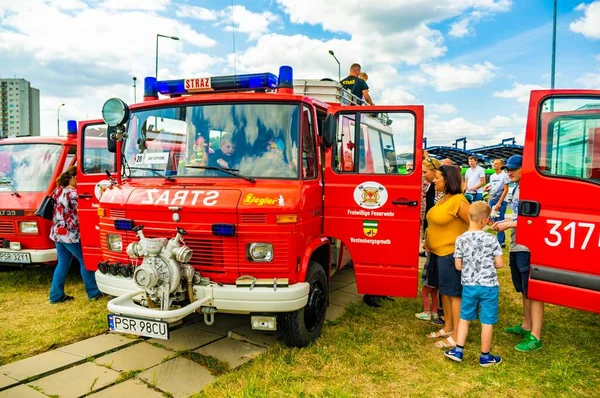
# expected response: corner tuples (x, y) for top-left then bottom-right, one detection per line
(0, 123), (78, 265)
(86, 67), (423, 347)
(519, 90), (600, 313)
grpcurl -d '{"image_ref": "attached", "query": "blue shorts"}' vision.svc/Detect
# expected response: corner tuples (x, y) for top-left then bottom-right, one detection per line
(436, 253), (462, 297)
(460, 285), (499, 325)
(509, 252), (531, 297)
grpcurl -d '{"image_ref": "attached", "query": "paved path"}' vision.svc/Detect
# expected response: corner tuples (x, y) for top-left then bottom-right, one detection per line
(0, 267), (366, 398)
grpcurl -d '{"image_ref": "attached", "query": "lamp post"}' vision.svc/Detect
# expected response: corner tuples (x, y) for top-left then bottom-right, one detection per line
(57, 103), (65, 136)
(328, 50), (341, 82)
(133, 76), (137, 103)
(155, 34), (180, 81)
(551, 0), (557, 90)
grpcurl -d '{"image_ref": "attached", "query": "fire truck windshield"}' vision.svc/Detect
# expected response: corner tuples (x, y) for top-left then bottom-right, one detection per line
(0, 143), (62, 192)
(123, 103), (300, 180)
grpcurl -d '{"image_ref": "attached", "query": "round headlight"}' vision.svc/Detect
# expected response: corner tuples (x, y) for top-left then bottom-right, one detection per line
(248, 243), (273, 262)
(102, 98), (130, 127)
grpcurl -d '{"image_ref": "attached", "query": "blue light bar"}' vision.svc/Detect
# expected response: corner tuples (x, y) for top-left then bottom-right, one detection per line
(144, 77), (158, 97)
(114, 219), (134, 231)
(67, 120), (77, 134)
(212, 223), (236, 237)
(156, 73), (278, 96)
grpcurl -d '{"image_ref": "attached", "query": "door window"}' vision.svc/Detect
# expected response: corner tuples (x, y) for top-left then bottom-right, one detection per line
(538, 98), (600, 184)
(335, 112), (415, 175)
(82, 124), (116, 174)
(301, 106), (317, 179)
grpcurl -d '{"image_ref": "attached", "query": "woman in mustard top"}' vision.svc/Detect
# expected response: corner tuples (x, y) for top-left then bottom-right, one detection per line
(425, 165), (470, 348)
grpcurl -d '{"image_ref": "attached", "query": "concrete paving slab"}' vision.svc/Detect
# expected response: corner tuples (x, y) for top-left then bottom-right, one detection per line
(0, 350), (82, 381)
(138, 357), (214, 398)
(329, 280), (349, 291)
(149, 326), (222, 352)
(91, 379), (164, 398)
(195, 337), (266, 369)
(229, 324), (278, 348)
(339, 283), (359, 295)
(189, 314), (248, 336)
(95, 342), (174, 372)
(325, 304), (347, 321)
(56, 333), (136, 358)
(0, 374), (18, 390)
(331, 269), (356, 283)
(30, 362), (119, 398)
(329, 290), (362, 307)
(0, 384), (47, 398)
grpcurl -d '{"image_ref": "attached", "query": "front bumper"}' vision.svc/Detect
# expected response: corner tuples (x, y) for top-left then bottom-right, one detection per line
(97, 271), (310, 322)
(0, 247), (57, 264)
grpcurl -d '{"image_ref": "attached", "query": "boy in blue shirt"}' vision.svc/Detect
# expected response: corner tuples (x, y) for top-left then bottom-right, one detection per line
(445, 201), (504, 367)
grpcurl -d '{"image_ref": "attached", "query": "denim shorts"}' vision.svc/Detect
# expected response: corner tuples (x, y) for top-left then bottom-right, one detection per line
(509, 251), (531, 297)
(436, 253), (462, 297)
(460, 285), (499, 325)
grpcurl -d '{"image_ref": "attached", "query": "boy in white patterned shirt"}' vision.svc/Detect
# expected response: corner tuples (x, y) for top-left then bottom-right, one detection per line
(445, 201), (504, 367)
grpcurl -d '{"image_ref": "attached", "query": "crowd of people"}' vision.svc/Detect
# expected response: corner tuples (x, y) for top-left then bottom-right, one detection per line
(418, 153), (544, 367)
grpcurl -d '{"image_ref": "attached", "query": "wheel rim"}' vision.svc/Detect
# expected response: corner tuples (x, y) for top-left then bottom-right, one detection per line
(304, 280), (326, 332)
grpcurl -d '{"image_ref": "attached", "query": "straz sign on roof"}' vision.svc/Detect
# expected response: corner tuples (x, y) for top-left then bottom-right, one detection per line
(185, 78), (212, 93)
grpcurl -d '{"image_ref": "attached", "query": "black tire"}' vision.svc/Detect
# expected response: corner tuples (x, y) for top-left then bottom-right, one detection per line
(281, 261), (328, 348)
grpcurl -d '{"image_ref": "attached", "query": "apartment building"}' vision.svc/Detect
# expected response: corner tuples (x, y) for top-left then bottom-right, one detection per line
(0, 78), (41, 138)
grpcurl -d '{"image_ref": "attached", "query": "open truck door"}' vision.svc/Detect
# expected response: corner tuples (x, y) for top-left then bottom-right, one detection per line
(323, 106), (423, 297)
(520, 91), (600, 313)
(77, 120), (117, 271)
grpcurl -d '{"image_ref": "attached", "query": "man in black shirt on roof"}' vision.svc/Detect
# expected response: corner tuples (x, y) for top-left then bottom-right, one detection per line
(340, 63), (375, 105)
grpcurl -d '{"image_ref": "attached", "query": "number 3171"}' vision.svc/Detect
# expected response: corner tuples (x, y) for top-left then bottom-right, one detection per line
(544, 220), (597, 250)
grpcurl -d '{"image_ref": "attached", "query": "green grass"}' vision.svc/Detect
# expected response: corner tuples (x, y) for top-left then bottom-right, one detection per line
(0, 265), (109, 365)
(195, 251), (600, 397)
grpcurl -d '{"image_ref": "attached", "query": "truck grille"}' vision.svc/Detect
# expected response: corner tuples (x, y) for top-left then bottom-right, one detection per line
(110, 209), (126, 218)
(0, 220), (15, 235)
(240, 214), (267, 224)
(184, 236), (236, 275)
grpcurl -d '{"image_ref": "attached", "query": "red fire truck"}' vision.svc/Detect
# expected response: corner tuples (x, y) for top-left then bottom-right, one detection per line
(84, 67), (424, 346)
(0, 124), (79, 265)
(518, 90), (600, 313)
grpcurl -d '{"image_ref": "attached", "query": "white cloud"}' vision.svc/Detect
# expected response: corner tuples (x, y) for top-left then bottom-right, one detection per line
(176, 5), (217, 21)
(570, 1), (600, 39)
(101, 0), (171, 11)
(420, 62), (498, 91)
(379, 87), (417, 105)
(217, 5), (279, 41)
(493, 82), (546, 103)
(276, 0), (511, 35)
(577, 72), (600, 88)
(429, 103), (457, 114)
(449, 18), (472, 37)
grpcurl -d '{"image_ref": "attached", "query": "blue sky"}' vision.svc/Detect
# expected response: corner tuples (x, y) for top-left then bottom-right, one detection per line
(0, 0), (598, 147)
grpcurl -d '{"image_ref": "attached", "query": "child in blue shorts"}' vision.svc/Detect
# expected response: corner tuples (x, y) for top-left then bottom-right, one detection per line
(444, 201), (504, 367)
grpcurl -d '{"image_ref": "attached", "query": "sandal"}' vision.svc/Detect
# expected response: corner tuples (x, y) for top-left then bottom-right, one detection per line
(434, 336), (456, 348)
(426, 329), (452, 339)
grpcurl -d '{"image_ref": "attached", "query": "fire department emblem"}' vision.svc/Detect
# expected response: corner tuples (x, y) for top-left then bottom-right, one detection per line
(363, 220), (378, 237)
(353, 181), (388, 209)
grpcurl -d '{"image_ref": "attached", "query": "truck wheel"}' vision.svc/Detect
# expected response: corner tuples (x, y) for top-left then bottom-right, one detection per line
(281, 261), (328, 348)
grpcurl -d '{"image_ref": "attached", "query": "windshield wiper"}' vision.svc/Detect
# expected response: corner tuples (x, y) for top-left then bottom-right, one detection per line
(185, 165), (256, 183)
(0, 180), (21, 197)
(128, 167), (175, 182)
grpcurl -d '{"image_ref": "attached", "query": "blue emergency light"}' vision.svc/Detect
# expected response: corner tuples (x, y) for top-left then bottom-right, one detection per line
(144, 77), (158, 97)
(278, 66), (293, 89)
(67, 120), (77, 135)
(114, 219), (135, 231)
(212, 223), (236, 237)
(156, 73), (278, 96)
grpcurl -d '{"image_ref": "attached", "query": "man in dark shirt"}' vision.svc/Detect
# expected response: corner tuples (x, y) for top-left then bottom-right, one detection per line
(340, 63), (375, 105)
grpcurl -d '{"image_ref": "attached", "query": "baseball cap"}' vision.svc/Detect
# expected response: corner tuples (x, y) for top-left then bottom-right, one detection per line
(502, 155), (522, 170)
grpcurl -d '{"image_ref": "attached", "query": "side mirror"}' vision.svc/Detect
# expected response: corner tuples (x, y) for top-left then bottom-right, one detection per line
(322, 114), (335, 148)
(107, 126), (117, 153)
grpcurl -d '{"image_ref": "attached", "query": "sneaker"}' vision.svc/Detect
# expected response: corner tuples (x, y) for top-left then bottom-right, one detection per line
(505, 324), (530, 337)
(50, 295), (74, 304)
(480, 353), (502, 367)
(515, 334), (543, 352)
(444, 347), (463, 362)
(415, 311), (432, 321)
(431, 316), (445, 325)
